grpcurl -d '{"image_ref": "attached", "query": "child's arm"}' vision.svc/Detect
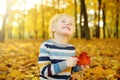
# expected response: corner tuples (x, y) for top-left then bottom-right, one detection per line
(38, 43), (67, 77)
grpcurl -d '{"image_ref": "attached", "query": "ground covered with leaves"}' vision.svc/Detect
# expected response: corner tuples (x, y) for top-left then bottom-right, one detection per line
(0, 39), (120, 80)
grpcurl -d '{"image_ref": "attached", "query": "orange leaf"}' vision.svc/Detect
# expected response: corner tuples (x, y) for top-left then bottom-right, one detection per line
(77, 51), (90, 67)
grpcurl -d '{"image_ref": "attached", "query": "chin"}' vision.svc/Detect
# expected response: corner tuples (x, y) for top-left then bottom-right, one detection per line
(60, 31), (73, 35)
(63, 33), (72, 36)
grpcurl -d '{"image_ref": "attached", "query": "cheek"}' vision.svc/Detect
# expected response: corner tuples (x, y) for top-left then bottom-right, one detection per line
(56, 25), (63, 30)
(71, 26), (75, 32)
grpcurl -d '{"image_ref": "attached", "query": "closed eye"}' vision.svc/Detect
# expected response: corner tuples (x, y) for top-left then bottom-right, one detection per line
(69, 23), (73, 25)
(61, 21), (65, 23)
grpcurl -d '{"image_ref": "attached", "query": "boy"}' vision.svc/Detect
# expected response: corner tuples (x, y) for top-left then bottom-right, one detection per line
(38, 14), (81, 80)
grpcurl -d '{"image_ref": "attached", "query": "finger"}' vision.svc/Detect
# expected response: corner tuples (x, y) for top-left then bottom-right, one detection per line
(73, 63), (76, 66)
(73, 57), (78, 60)
(74, 60), (77, 64)
(81, 65), (84, 70)
(72, 57), (78, 61)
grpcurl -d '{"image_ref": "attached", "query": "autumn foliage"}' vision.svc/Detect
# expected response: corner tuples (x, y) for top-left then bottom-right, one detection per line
(76, 51), (90, 67)
(0, 39), (120, 80)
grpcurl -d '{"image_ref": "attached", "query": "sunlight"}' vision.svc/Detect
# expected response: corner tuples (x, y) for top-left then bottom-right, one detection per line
(88, 9), (94, 14)
(11, 0), (42, 11)
(0, 0), (6, 14)
(0, 18), (2, 29)
(24, 0), (42, 10)
(0, 0), (43, 29)
(100, 20), (103, 27)
(96, 20), (103, 27)
(0, 0), (6, 29)
(88, 22), (94, 27)
(12, 21), (18, 27)
(0, 0), (46, 14)
(47, 0), (53, 7)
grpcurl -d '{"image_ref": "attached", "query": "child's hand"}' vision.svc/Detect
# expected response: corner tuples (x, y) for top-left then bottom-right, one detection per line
(80, 65), (89, 70)
(66, 57), (78, 67)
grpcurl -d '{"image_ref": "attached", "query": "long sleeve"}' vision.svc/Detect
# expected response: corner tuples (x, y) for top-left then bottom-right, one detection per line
(72, 65), (82, 72)
(38, 43), (67, 78)
(38, 40), (76, 80)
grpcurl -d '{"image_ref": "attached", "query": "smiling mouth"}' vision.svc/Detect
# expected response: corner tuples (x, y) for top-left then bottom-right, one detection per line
(63, 27), (70, 31)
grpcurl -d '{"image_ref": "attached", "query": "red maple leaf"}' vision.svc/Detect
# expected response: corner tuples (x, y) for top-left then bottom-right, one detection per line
(74, 52), (90, 67)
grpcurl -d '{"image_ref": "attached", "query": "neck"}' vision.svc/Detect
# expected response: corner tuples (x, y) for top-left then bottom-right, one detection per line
(53, 34), (69, 44)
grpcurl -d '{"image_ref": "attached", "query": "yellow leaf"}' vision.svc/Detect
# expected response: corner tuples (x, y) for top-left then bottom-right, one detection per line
(31, 77), (39, 80)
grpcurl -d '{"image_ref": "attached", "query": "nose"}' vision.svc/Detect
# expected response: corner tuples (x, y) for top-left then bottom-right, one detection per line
(65, 23), (70, 26)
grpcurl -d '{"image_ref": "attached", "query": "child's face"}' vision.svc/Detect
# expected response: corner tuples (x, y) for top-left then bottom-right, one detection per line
(52, 16), (75, 37)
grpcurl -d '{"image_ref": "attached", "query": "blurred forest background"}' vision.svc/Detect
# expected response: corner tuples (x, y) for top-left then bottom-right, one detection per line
(0, 0), (120, 41)
(0, 0), (120, 80)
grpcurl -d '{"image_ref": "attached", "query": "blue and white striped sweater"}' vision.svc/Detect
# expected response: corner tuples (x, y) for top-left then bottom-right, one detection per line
(38, 39), (80, 80)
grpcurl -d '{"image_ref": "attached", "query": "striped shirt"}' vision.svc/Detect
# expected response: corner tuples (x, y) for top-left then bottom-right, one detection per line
(38, 39), (80, 80)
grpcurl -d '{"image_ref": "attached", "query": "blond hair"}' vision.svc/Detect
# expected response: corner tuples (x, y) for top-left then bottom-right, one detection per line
(49, 14), (75, 38)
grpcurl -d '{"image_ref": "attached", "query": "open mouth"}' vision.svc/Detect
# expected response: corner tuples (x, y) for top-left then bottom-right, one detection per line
(63, 27), (70, 31)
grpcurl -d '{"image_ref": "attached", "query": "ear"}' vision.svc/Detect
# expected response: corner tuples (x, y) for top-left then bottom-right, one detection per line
(51, 24), (56, 32)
